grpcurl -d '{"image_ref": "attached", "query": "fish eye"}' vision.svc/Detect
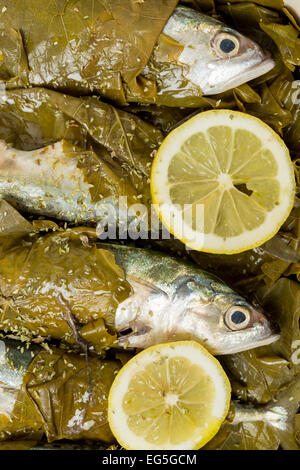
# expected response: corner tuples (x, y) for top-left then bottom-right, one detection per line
(225, 306), (251, 331)
(214, 33), (240, 58)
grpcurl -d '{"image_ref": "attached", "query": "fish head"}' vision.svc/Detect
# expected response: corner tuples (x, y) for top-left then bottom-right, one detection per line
(175, 275), (280, 355)
(195, 27), (275, 95)
(163, 6), (275, 95)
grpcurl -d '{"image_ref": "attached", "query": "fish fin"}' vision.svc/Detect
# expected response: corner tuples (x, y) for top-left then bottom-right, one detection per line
(0, 199), (32, 238)
(128, 276), (168, 298)
(265, 374), (300, 450)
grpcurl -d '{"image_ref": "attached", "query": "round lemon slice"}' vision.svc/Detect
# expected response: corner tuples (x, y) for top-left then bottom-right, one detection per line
(108, 341), (231, 450)
(151, 110), (295, 254)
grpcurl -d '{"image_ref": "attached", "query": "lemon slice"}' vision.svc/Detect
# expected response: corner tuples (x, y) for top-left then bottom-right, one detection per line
(151, 110), (295, 254)
(108, 341), (231, 450)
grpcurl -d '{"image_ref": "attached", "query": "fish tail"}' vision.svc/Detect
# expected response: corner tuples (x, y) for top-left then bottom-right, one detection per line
(265, 374), (300, 450)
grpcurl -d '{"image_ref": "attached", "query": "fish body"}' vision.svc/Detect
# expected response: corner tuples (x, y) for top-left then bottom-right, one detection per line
(148, 6), (275, 96)
(107, 244), (279, 355)
(0, 140), (143, 226)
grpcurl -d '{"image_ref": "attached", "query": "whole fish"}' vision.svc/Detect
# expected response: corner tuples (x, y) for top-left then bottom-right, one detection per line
(147, 6), (275, 97)
(0, 2), (275, 106)
(0, 339), (298, 450)
(0, 224), (279, 355)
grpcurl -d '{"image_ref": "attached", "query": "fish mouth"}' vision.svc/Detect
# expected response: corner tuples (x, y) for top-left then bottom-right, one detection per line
(243, 57), (276, 82)
(205, 57), (276, 96)
(217, 332), (281, 356)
